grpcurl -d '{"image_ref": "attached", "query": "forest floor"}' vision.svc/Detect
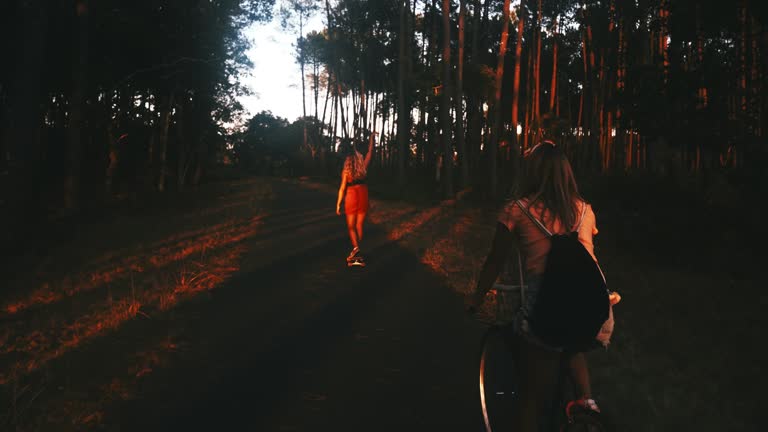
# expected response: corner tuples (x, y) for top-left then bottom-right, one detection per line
(0, 171), (763, 431)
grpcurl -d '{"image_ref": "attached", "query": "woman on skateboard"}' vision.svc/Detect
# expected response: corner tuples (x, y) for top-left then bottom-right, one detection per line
(336, 131), (376, 265)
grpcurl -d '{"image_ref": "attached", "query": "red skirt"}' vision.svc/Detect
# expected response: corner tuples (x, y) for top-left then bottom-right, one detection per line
(344, 184), (369, 214)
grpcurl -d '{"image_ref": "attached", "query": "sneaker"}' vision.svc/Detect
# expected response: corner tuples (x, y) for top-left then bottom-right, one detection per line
(347, 246), (360, 261)
(566, 398), (601, 417)
(348, 256), (366, 267)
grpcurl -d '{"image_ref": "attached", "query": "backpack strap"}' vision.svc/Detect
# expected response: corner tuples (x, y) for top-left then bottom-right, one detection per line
(516, 200), (608, 287)
(515, 200), (553, 237)
(574, 202), (588, 233)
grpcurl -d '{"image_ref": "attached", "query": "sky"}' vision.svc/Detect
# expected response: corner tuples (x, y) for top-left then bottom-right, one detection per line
(239, 14), (325, 124)
(236, 1), (527, 127)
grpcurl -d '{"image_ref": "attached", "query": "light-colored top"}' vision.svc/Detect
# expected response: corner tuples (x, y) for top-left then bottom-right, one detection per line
(498, 198), (599, 277)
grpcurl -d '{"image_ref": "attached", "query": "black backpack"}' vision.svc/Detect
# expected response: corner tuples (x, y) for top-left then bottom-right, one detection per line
(516, 200), (609, 350)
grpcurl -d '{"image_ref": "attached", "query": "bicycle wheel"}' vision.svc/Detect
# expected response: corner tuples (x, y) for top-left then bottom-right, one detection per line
(479, 326), (518, 432)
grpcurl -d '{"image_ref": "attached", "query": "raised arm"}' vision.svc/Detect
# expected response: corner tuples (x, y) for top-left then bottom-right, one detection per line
(364, 132), (376, 169)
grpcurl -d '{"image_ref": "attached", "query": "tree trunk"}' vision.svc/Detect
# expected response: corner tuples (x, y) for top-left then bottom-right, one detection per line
(466, 0), (483, 177)
(314, 63), (320, 120)
(511, 0), (525, 153)
(105, 120), (119, 196)
(456, 0), (469, 188)
(490, 0), (512, 199)
(441, 0), (453, 198)
(549, 15), (558, 113)
(64, 0), (89, 211)
(176, 98), (190, 189)
(397, 0), (409, 185)
(534, 0), (542, 131)
(157, 91), (175, 192)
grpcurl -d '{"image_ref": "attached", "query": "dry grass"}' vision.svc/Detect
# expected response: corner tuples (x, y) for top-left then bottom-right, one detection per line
(0, 179), (273, 428)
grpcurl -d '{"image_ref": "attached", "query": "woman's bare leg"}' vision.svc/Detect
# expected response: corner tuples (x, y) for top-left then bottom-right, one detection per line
(345, 214), (359, 250)
(355, 212), (367, 247)
(566, 352), (592, 399)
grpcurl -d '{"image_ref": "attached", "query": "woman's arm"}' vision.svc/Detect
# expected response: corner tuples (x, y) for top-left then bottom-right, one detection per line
(466, 222), (514, 311)
(336, 171), (348, 215)
(577, 204), (598, 262)
(364, 132), (376, 169)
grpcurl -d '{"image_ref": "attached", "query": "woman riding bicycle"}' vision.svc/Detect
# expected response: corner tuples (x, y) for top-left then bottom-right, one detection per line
(466, 133), (602, 431)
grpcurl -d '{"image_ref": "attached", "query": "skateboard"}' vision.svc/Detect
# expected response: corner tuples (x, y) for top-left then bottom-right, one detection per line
(347, 255), (366, 267)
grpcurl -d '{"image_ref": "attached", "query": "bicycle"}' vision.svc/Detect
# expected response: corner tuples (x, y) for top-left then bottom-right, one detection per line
(474, 254), (610, 432)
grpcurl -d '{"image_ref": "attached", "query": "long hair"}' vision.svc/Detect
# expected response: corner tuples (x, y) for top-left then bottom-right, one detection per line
(342, 139), (366, 182)
(518, 142), (583, 228)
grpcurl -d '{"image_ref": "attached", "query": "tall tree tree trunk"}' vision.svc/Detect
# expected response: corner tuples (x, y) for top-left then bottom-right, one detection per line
(534, 0), (542, 132)
(490, 0), (512, 199)
(524, 23), (535, 151)
(441, 0), (454, 198)
(397, 0), (409, 185)
(64, 0), (89, 211)
(466, 0), (484, 178)
(176, 97), (190, 189)
(314, 63), (320, 120)
(549, 15), (558, 113)
(321, 70), (331, 133)
(157, 91), (175, 193)
(456, 0), (469, 189)
(299, 14), (307, 119)
(105, 118), (119, 196)
(660, 0), (670, 86)
(511, 0), (525, 153)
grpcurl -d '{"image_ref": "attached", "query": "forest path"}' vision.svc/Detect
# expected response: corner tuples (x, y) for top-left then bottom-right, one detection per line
(113, 179), (486, 431)
(5, 178), (487, 431)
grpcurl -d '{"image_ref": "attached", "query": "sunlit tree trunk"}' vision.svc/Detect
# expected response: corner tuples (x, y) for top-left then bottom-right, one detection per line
(533, 0), (542, 131)
(397, 0), (409, 185)
(549, 14), (558, 113)
(426, 0), (440, 176)
(490, 0), (512, 198)
(511, 0), (525, 153)
(660, 0), (670, 86)
(441, 0), (454, 198)
(524, 25), (535, 151)
(456, 0), (469, 189)
(577, 19), (586, 146)
(466, 0), (483, 177)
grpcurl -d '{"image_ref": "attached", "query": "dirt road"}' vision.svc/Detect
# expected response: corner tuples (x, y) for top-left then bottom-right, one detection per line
(8, 179), (487, 431)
